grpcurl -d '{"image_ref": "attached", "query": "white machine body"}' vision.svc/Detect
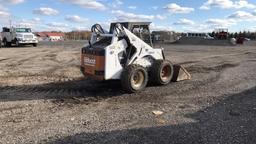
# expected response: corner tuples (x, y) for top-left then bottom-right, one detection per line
(81, 22), (164, 80)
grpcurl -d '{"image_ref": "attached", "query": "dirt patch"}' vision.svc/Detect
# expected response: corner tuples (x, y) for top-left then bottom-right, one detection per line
(187, 63), (239, 73)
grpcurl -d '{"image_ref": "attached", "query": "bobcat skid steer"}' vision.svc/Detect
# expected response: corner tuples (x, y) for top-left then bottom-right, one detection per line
(81, 22), (191, 93)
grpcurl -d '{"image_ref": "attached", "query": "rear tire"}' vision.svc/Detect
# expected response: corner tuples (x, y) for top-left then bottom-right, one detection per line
(3, 39), (9, 47)
(151, 60), (174, 85)
(121, 65), (148, 93)
(33, 43), (37, 47)
(6, 40), (12, 47)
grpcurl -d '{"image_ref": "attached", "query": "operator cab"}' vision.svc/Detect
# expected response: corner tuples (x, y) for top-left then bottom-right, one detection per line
(110, 22), (153, 47)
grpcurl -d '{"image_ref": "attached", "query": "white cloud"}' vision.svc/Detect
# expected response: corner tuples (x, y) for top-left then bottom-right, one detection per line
(182, 10), (256, 32)
(0, 4), (8, 11)
(164, 3), (194, 14)
(0, 10), (9, 27)
(182, 24), (212, 32)
(59, 0), (106, 11)
(205, 18), (237, 27)
(112, 0), (123, 8)
(228, 11), (256, 21)
(0, 0), (25, 15)
(155, 15), (167, 20)
(47, 22), (68, 27)
(112, 10), (155, 21)
(152, 6), (158, 10)
(0, 0), (25, 5)
(65, 15), (88, 23)
(174, 19), (195, 25)
(200, 0), (256, 10)
(33, 7), (59, 16)
(17, 18), (40, 27)
(247, 26), (256, 31)
(98, 22), (111, 30)
(0, 11), (10, 18)
(46, 22), (69, 31)
(10, 0), (24, 4)
(6, 17), (42, 31)
(112, 10), (167, 21)
(151, 23), (173, 31)
(72, 26), (90, 31)
(32, 17), (41, 22)
(128, 6), (137, 9)
(115, 0), (123, 5)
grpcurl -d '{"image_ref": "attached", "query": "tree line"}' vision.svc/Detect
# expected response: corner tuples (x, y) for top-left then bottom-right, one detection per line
(64, 31), (91, 40)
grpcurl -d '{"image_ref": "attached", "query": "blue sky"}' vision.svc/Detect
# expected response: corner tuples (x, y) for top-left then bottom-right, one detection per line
(0, 0), (256, 32)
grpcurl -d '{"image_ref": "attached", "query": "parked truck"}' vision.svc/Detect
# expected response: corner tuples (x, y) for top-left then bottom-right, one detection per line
(1, 27), (38, 47)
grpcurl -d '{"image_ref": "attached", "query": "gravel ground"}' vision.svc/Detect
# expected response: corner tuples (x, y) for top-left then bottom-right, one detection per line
(0, 41), (256, 144)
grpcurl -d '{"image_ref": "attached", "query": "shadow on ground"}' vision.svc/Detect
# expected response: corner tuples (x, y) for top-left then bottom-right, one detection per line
(49, 86), (256, 144)
(0, 79), (125, 102)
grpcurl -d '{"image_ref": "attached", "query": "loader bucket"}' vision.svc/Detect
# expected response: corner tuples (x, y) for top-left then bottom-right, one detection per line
(172, 64), (191, 82)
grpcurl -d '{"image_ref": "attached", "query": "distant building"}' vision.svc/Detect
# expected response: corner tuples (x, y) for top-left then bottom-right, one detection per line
(35, 32), (48, 41)
(35, 32), (65, 41)
(45, 32), (65, 41)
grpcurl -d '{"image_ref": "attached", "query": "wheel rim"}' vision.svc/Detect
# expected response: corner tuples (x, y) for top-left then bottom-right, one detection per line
(161, 65), (171, 81)
(131, 70), (145, 89)
(16, 41), (19, 46)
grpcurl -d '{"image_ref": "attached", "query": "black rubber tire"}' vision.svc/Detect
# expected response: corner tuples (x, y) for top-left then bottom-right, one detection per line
(15, 39), (20, 47)
(121, 65), (148, 93)
(6, 41), (11, 47)
(3, 39), (8, 47)
(33, 43), (37, 47)
(150, 60), (174, 85)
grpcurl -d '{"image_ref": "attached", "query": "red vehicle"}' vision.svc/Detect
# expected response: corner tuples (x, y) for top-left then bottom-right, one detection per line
(215, 28), (228, 40)
(236, 37), (245, 44)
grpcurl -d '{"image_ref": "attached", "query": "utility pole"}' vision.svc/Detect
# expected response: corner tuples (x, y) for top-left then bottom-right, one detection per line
(9, 19), (12, 28)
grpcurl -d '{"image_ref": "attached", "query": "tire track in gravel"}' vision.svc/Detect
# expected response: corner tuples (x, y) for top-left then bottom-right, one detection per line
(0, 63), (236, 105)
(0, 79), (124, 103)
(0, 57), (249, 106)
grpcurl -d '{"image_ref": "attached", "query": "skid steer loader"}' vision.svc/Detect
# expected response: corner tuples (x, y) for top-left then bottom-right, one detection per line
(81, 22), (191, 93)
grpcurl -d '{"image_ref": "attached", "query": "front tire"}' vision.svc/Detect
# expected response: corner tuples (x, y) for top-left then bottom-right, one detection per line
(3, 39), (11, 47)
(15, 39), (20, 47)
(121, 65), (148, 93)
(151, 60), (174, 85)
(33, 43), (37, 47)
